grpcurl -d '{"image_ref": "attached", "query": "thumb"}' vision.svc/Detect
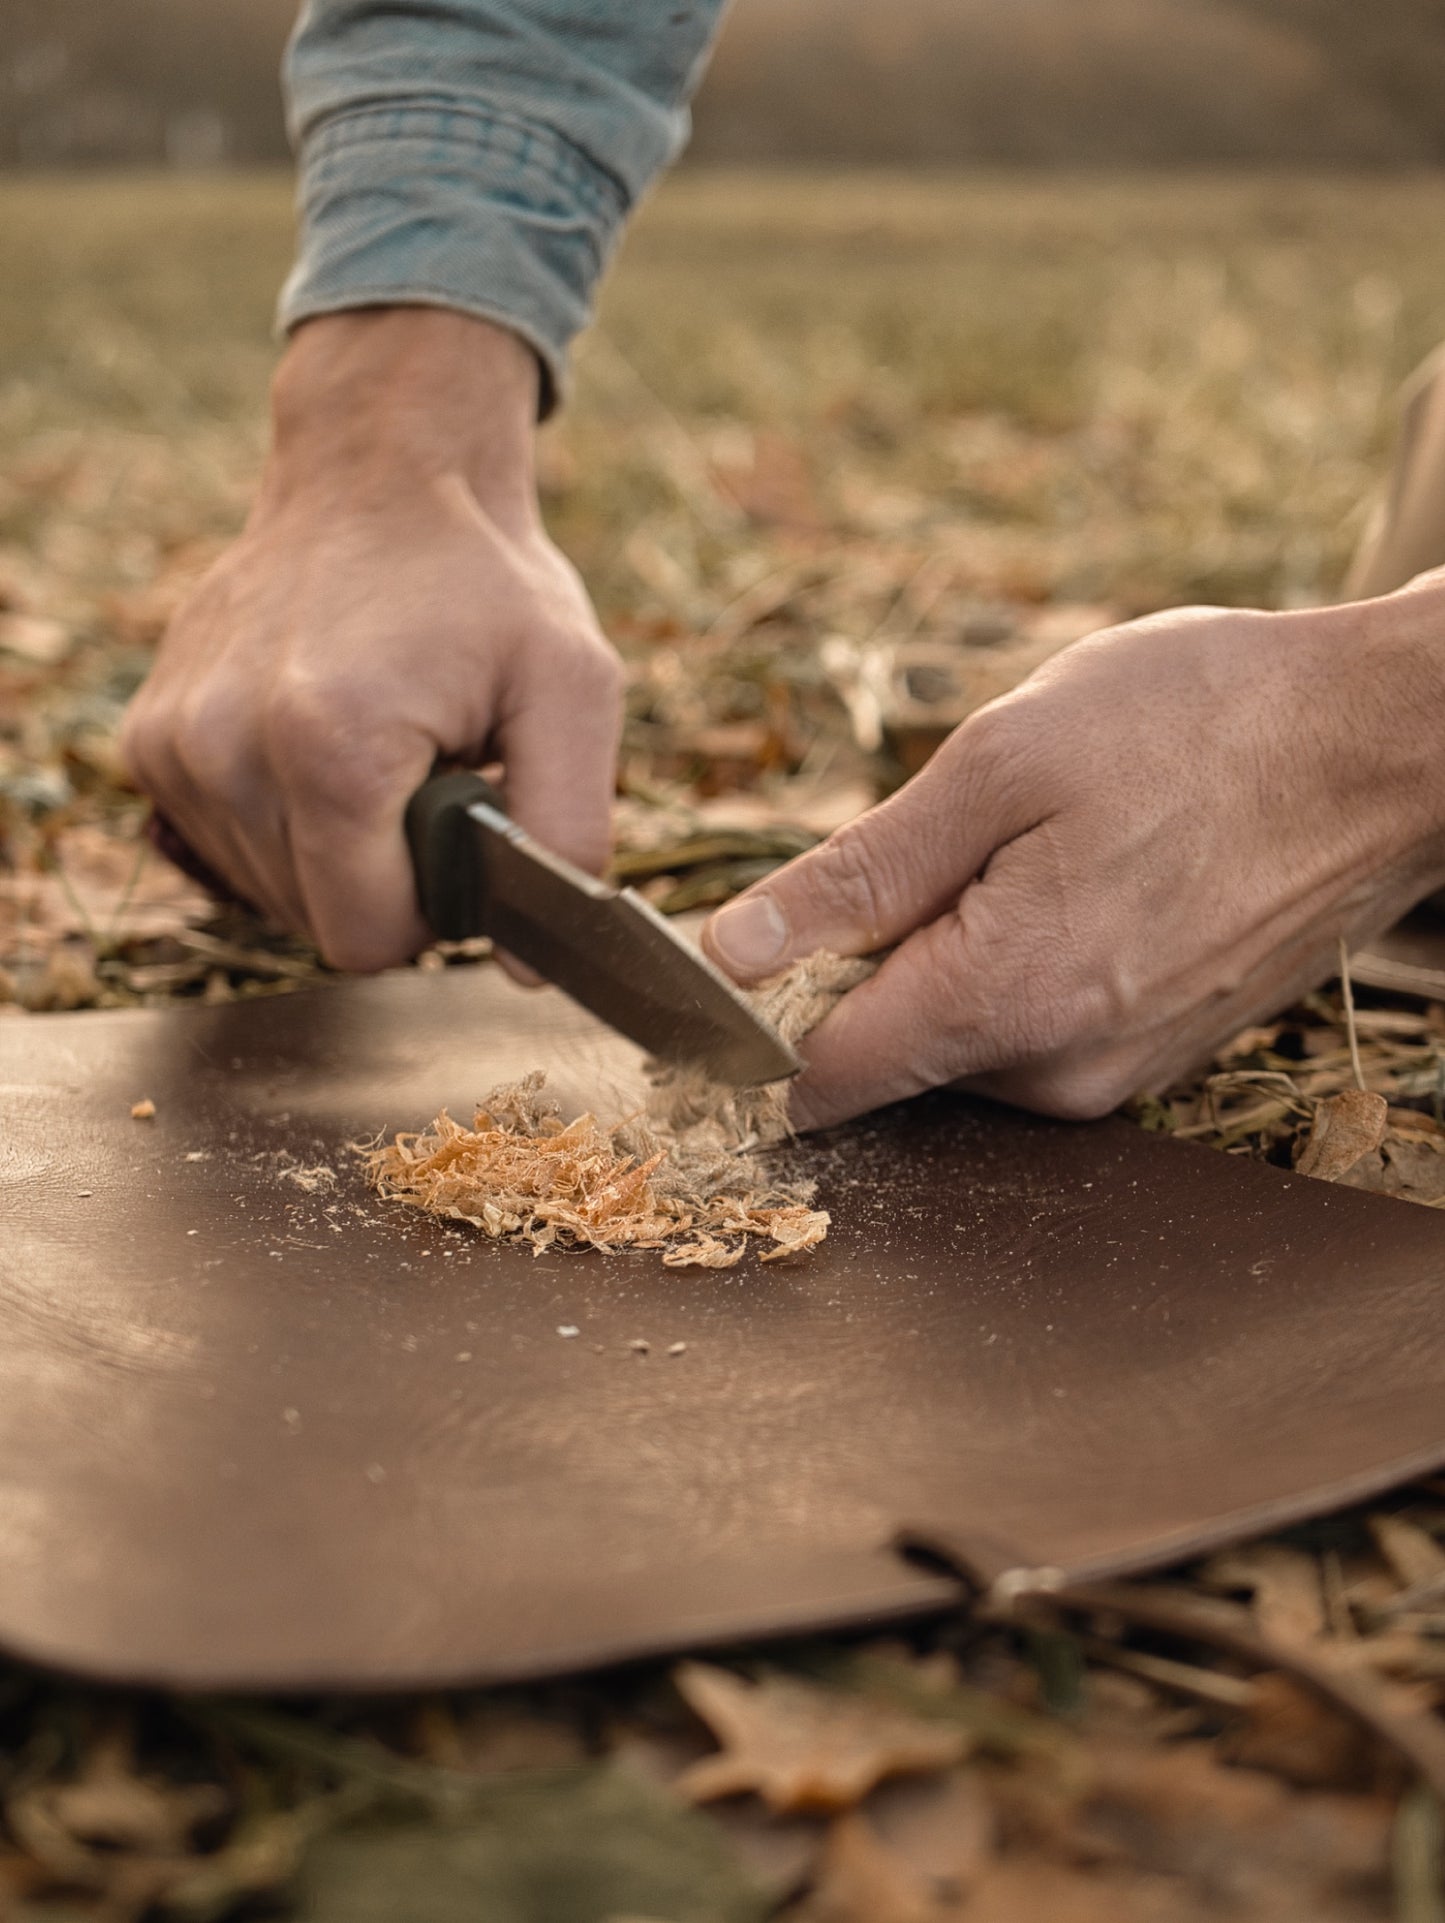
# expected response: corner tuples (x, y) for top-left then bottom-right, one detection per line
(702, 722), (1039, 983)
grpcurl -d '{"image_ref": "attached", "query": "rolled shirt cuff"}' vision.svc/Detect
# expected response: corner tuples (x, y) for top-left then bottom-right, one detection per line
(278, 103), (630, 414)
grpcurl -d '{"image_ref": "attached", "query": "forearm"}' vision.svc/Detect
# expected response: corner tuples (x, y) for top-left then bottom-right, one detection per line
(279, 0), (730, 410)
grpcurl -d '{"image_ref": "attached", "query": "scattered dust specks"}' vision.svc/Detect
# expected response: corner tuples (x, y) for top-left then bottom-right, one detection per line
(282, 1164), (337, 1193)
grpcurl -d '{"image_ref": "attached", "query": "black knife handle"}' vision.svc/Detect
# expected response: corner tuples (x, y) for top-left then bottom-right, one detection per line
(405, 768), (506, 941)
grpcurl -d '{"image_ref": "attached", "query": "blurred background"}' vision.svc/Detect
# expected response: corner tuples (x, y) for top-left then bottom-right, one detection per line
(3, 0), (1444, 168)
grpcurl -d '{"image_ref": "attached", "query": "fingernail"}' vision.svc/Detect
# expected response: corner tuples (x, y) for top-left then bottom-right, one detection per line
(709, 893), (788, 975)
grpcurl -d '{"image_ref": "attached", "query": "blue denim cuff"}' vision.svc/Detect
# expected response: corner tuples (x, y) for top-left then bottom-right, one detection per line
(278, 104), (630, 414)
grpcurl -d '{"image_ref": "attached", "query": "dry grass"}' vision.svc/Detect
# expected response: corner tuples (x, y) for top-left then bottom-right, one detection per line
(8, 169), (1445, 995)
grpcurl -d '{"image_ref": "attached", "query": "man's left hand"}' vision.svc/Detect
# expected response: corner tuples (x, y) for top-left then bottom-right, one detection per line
(704, 590), (1445, 1128)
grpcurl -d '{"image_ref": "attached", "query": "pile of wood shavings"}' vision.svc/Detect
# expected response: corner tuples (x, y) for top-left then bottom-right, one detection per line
(365, 951), (877, 1269)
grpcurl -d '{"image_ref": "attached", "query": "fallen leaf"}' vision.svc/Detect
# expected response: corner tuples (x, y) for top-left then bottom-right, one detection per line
(99, 537), (222, 647)
(11, 945), (100, 1011)
(673, 1664), (968, 1814)
(0, 823), (211, 957)
(1370, 1514), (1445, 1593)
(1341, 1129), (1445, 1205)
(711, 427), (823, 533)
(955, 1860), (1185, 1923)
(1293, 1089), (1388, 1181)
(980, 1737), (1392, 1923)
(6, 1723), (229, 1895)
(866, 1771), (994, 1900)
(1081, 1741), (1392, 1903)
(1204, 1545), (1327, 1646)
(45, 1773), (225, 1854)
(1216, 1672), (1378, 1790)
(796, 1811), (956, 1923)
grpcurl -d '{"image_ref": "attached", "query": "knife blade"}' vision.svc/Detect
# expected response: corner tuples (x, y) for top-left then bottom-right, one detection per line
(405, 770), (802, 1088)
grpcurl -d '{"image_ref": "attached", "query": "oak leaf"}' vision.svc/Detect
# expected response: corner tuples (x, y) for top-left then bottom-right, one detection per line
(673, 1664), (968, 1814)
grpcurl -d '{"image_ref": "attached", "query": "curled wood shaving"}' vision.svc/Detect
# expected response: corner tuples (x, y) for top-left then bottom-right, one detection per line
(365, 1074), (825, 1267)
(365, 951), (874, 1267)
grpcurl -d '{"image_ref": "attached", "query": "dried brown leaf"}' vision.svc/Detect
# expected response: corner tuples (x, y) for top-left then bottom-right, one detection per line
(865, 1771), (994, 1901)
(796, 1811), (955, 1923)
(672, 1663), (968, 1815)
(1205, 1545), (1327, 1647)
(0, 824), (211, 963)
(0, 611), (70, 664)
(1370, 1514), (1445, 1593)
(1216, 1672), (1379, 1791)
(1293, 1089), (1388, 1181)
(1341, 1129), (1445, 1205)
(6, 1725), (228, 1892)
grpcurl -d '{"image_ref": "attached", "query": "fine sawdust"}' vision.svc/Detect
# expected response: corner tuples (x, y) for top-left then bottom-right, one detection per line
(364, 950), (878, 1269)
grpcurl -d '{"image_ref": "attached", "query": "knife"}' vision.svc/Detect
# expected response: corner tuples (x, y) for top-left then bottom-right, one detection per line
(405, 769), (802, 1089)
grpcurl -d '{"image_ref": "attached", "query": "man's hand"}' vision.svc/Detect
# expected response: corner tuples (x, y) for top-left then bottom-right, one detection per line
(704, 590), (1445, 1128)
(122, 309), (623, 971)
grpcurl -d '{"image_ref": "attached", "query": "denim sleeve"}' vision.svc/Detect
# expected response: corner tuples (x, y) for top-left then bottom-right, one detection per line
(278, 1), (729, 411)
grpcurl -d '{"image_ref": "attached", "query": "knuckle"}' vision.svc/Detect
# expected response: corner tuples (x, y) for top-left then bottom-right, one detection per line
(1017, 959), (1113, 1063)
(937, 701), (1047, 810)
(265, 677), (341, 759)
(547, 630), (624, 706)
(171, 691), (248, 795)
(813, 824), (893, 945)
(265, 680), (400, 813)
(119, 704), (166, 790)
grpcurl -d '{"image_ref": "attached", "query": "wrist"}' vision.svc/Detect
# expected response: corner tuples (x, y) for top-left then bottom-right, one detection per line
(1306, 582), (1445, 875)
(261, 308), (541, 533)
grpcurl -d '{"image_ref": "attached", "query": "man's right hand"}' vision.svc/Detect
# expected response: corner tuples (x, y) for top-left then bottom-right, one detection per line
(121, 308), (623, 971)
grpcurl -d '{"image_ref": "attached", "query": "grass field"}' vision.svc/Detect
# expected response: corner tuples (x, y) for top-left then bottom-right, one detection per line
(6, 169), (1445, 623)
(7, 167), (1445, 887)
(7, 168), (1445, 1920)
